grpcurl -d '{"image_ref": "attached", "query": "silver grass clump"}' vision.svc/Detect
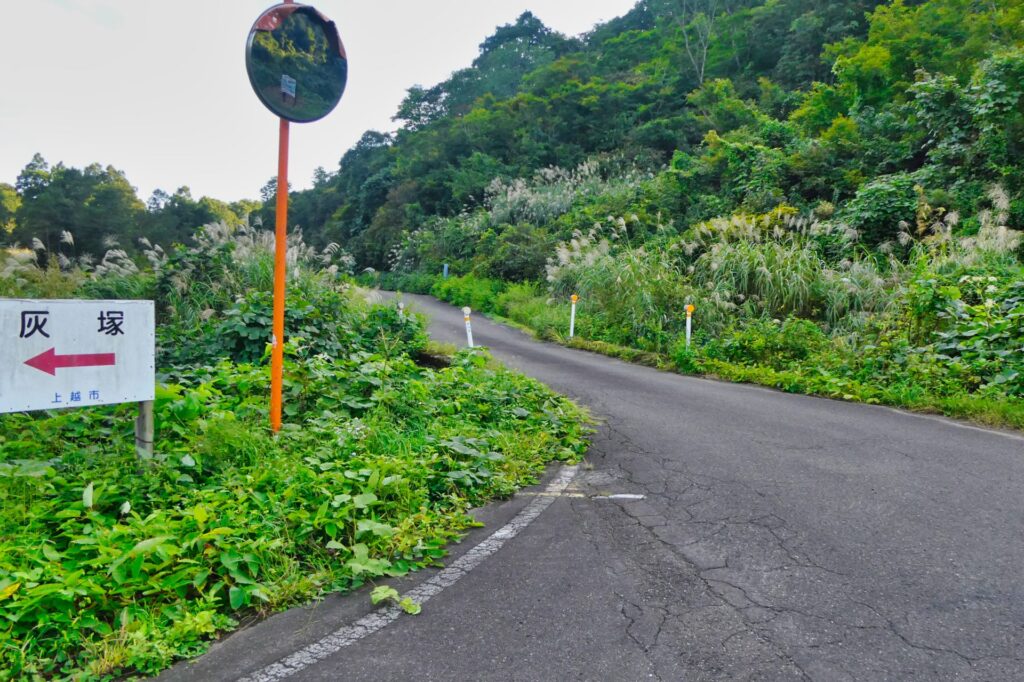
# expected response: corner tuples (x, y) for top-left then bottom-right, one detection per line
(0, 249), (39, 284)
(319, 242), (355, 275)
(93, 248), (139, 277)
(486, 158), (650, 227)
(141, 241), (166, 271)
(190, 219), (354, 282)
(545, 214), (636, 289)
(922, 185), (1021, 270)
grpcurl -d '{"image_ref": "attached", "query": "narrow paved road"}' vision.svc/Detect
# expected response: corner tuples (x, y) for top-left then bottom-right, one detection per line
(164, 294), (1024, 681)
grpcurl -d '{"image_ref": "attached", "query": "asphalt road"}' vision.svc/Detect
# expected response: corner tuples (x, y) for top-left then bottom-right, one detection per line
(163, 293), (1024, 681)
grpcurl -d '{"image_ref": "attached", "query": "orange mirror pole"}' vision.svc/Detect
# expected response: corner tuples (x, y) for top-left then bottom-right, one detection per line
(270, 116), (289, 432)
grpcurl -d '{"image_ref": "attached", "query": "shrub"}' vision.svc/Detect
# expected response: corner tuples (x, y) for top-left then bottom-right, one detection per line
(670, 339), (701, 373)
(431, 274), (505, 313)
(703, 318), (830, 369)
(376, 270), (437, 294)
(0, 346), (589, 678)
(839, 173), (918, 245)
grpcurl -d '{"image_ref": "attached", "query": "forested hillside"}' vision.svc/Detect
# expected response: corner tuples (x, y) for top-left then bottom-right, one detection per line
(5, 1), (1021, 269)
(272, 0), (1024, 269)
(313, 0), (1020, 425)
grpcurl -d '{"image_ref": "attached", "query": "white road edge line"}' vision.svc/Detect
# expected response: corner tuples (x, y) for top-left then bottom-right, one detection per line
(238, 464), (580, 682)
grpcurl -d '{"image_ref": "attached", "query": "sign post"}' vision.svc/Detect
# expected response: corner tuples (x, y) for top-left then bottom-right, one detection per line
(270, 115), (289, 433)
(569, 294), (579, 338)
(463, 307), (474, 348)
(246, 2), (348, 432)
(1, 299), (156, 454)
(685, 304), (695, 348)
(135, 400), (155, 460)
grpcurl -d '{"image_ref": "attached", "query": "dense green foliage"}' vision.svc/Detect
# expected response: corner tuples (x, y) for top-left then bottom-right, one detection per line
(258, 0), (1024, 269)
(8, 1), (1022, 281)
(0, 228), (589, 679)
(3, 154), (257, 264)
(1, 1), (1023, 674)
(338, 0), (1023, 427)
(424, 190), (1023, 427)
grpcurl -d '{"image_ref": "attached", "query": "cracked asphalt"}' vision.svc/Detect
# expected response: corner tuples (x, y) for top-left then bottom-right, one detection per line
(163, 293), (1024, 681)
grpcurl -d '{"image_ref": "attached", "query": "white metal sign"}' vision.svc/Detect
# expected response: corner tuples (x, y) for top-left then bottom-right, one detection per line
(0, 299), (155, 414)
(281, 74), (297, 98)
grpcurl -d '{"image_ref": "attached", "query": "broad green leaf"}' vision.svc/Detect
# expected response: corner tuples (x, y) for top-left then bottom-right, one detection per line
(398, 597), (422, 615)
(220, 550), (243, 571)
(356, 519), (396, 537)
(347, 543), (391, 575)
(193, 569), (211, 588)
(229, 586), (245, 610)
(353, 493), (378, 509)
(82, 482), (94, 509)
(199, 527), (235, 540)
(127, 536), (174, 557)
(111, 562), (128, 585)
(442, 439), (482, 457)
(370, 585), (398, 605)
(0, 582), (21, 601)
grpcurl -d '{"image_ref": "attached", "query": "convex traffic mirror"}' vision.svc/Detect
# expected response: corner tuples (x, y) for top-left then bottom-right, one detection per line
(245, 3), (348, 122)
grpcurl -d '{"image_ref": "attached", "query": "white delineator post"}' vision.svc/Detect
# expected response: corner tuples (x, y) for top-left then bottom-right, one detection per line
(685, 304), (695, 348)
(463, 306), (474, 348)
(397, 300), (405, 320)
(569, 294), (579, 338)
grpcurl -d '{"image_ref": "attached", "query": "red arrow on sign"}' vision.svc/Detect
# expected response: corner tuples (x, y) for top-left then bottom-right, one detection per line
(24, 348), (116, 376)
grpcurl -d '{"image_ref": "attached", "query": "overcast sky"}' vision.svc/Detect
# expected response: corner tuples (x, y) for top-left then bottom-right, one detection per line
(0, 0), (637, 203)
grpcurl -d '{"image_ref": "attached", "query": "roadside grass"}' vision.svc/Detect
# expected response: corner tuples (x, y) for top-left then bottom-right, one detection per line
(425, 282), (1024, 432)
(0, 227), (594, 680)
(563, 332), (1023, 431)
(0, 347), (591, 679)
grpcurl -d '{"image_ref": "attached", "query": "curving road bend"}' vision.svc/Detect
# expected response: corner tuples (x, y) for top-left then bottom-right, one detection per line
(164, 293), (1024, 681)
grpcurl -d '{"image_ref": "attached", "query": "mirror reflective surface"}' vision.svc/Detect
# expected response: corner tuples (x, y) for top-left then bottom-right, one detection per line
(246, 4), (347, 123)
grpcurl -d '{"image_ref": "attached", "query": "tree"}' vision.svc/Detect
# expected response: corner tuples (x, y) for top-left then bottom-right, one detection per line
(15, 153), (50, 198)
(672, 0), (727, 85)
(13, 161), (144, 258)
(393, 84), (450, 131)
(0, 183), (19, 235)
(147, 189), (171, 212)
(142, 186), (241, 247)
(472, 13), (573, 101)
